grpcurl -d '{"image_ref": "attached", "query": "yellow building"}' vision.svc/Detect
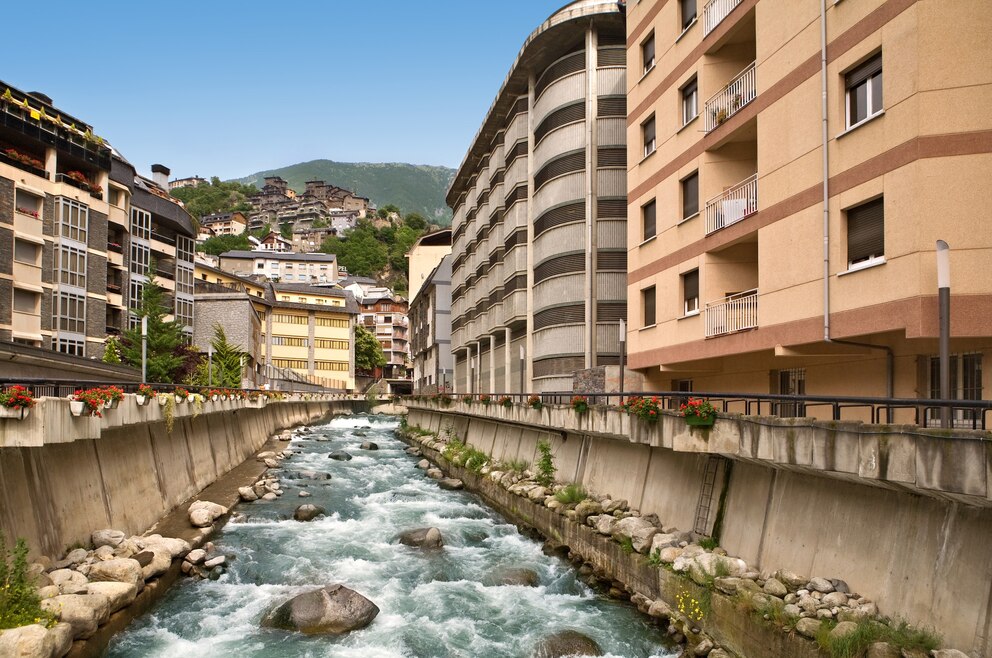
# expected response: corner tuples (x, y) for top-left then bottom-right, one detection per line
(194, 263), (357, 390)
(625, 0), (992, 418)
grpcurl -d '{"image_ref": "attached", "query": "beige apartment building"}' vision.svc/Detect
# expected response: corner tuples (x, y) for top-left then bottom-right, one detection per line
(625, 0), (992, 415)
(449, 0), (628, 394)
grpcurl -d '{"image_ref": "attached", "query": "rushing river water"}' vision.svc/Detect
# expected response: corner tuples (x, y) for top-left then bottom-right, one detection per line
(106, 414), (676, 658)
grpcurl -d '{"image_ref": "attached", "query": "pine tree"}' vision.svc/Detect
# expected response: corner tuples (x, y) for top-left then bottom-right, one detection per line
(120, 277), (185, 383)
(102, 336), (121, 364)
(193, 325), (245, 387)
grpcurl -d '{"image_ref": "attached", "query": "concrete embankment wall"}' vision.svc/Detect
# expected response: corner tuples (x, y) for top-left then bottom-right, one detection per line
(408, 406), (992, 657)
(0, 400), (352, 557)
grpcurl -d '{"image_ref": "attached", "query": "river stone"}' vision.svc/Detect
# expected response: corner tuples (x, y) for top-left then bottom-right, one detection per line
(189, 500), (228, 527)
(865, 643), (900, 658)
(186, 549), (206, 565)
(328, 451), (353, 461)
(763, 578), (788, 597)
(141, 549), (173, 580)
(397, 527), (444, 549)
(299, 491), (312, 498)
(294, 504), (326, 522)
(0, 623), (57, 657)
(42, 593), (111, 638)
(595, 515), (617, 536)
(709, 650), (731, 658)
(822, 591), (848, 607)
(776, 569), (808, 590)
(485, 568), (540, 587)
(572, 499), (602, 524)
(930, 650), (970, 658)
(426, 468), (443, 480)
(262, 584), (379, 635)
(808, 577), (834, 593)
(88, 558), (144, 591)
(438, 478), (464, 490)
(139, 535), (190, 559)
(417, 459), (430, 470)
(795, 617), (822, 639)
(204, 556), (226, 568)
(359, 441), (378, 451)
(92, 529), (126, 549)
(50, 568), (89, 595)
(85, 581), (137, 612)
(262, 493), (278, 501)
(647, 599), (674, 619)
(693, 637), (714, 656)
(783, 603), (801, 618)
(239, 486), (258, 502)
(532, 629), (603, 657)
(49, 622), (74, 657)
(297, 470), (332, 481)
(829, 621), (858, 641)
(614, 516), (658, 554)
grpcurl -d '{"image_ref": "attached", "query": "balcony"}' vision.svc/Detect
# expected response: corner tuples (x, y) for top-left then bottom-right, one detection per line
(55, 172), (103, 200)
(0, 99), (111, 169)
(704, 62), (756, 132)
(705, 173), (757, 234)
(0, 148), (47, 180)
(703, 0), (744, 36)
(107, 241), (123, 254)
(704, 289), (758, 338)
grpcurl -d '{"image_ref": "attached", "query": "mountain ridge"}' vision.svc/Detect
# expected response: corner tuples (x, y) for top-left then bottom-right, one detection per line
(233, 159), (455, 225)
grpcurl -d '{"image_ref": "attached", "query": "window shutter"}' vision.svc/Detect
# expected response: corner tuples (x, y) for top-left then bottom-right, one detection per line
(643, 200), (656, 239)
(847, 199), (884, 263)
(643, 117), (656, 144)
(643, 35), (655, 67)
(643, 286), (656, 326)
(683, 270), (699, 302)
(681, 0), (697, 27)
(682, 172), (699, 217)
(846, 54), (882, 89)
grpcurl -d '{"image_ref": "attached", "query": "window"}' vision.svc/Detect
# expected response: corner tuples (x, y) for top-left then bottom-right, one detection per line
(130, 207), (151, 241)
(928, 353), (983, 426)
(845, 53), (883, 128)
(57, 198), (88, 243)
(281, 295), (290, 301)
(681, 0), (696, 30)
(642, 116), (656, 157)
(316, 317), (349, 328)
(846, 198), (884, 268)
(56, 337), (84, 357)
(681, 171), (699, 219)
(176, 298), (193, 328)
(13, 289), (38, 313)
(642, 33), (655, 74)
(682, 269), (699, 315)
(272, 336), (309, 347)
(55, 291), (85, 334)
(58, 245), (87, 288)
(272, 358), (308, 369)
(681, 77), (698, 125)
(130, 241), (150, 274)
(642, 286), (656, 326)
(272, 313), (308, 325)
(315, 338), (349, 350)
(642, 199), (657, 241)
(775, 368), (806, 418)
(13, 240), (39, 265)
(298, 297), (307, 303)
(256, 262), (264, 269)
(315, 361), (349, 372)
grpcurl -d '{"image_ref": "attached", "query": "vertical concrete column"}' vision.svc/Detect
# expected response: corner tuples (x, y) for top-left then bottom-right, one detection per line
(504, 327), (513, 392)
(525, 74), (536, 392)
(44, 147), (56, 178)
(585, 27), (599, 368)
(307, 311), (316, 377)
(489, 334), (496, 393)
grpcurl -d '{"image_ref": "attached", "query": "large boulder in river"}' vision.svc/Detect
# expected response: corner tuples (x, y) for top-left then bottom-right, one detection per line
(294, 504), (326, 522)
(262, 584), (379, 635)
(485, 567), (540, 587)
(437, 478), (464, 490)
(328, 451), (353, 461)
(359, 441), (378, 451)
(532, 630), (603, 657)
(396, 527), (444, 550)
(189, 500), (228, 527)
(87, 558), (144, 590)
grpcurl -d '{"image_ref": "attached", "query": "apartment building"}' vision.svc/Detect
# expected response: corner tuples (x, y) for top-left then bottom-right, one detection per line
(410, 253), (453, 392)
(0, 82), (195, 356)
(194, 262), (357, 390)
(625, 0), (992, 413)
(200, 211), (247, 236)
(448, 0), (628, 394)
(407, 228), (451, 301)
(351, 286), (410, 381)
(217, 249), (338, 283)
(168, 176), (206, 190)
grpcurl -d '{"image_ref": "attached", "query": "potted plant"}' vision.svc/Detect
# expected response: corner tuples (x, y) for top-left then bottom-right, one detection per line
(71, 388), (106, 418)
(527, 394), (543, 411)
(620, 396), (662, 422)
(499, 395), (513, 408)
(174, 387), (190, 403)
(461, 395), (473, 405)
(0, 385), (36, 420)
(135, 384), (154, 406)
(102, 385), (124, 409)
(479, 394), (491, 406)
(571, 395), (590, 414)
(681, 397), (717, 427)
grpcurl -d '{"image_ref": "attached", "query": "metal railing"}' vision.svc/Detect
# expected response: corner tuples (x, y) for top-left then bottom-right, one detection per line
(704, 61), (756, 132)
(705, 173), (757, 234)
(407, 390), (992, 430)
(703, 0), (744, 35)
(0, 378), (350, 398)
(705, 289), (758, 337)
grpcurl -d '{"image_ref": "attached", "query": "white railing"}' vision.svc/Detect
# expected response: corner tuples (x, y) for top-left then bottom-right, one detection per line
(705, 289), (758, 338)
(705, 173), (758, 234)
(704, 0), (744, 36)
(704, 61), (756, 132)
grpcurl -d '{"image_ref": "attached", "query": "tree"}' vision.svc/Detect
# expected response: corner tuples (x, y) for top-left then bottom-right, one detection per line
(120, 277), (186, 383)
(280, 222), (293, 239)
(102, 337), (121, 364)
(197, 232), (252, 255)
(319, 221), (388, 277)
(192, 325), (245, 387)
(311, 217), (328, 229)
(404, 212), (428, 231)
(170, 179), (258, 220)
(355, 325), (385, 373)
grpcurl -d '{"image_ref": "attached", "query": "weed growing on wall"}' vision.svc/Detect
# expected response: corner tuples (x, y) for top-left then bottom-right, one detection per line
(555, 483), (588, 504)
(0, 536), (55, 630)
(535, 439), (556, 486)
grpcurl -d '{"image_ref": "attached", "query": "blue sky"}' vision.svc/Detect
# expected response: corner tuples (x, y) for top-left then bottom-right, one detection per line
(1, 0), (568, 180)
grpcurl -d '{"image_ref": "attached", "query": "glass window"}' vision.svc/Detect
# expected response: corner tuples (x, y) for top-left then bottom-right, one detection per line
(13, 289), (38, 313)
(130, 207), (151, 241)
(58, 245), (87, 289)
(847, 198), (884, 268)
(681, 172), (699, 219)
(642, 116), (656, 158)
(57, 197), (88, 243)
(681, 0), (696, 30)
(846, 54), (883, 127)
(642, 286), (656, 326)
(681, 77), (698, 125)
(13, 239), (40, 264)
(642, 33), (655, 74)
(55, 291), (86, 334)
(642, 199), (657, 241)
(683, 269), (699, 315)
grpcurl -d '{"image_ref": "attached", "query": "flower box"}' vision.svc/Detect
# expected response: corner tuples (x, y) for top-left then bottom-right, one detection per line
(0, 406), (28, 420)
(684, 415), (715, 427)
(69, 400), (86, 417)
(135, 395), (148, 406)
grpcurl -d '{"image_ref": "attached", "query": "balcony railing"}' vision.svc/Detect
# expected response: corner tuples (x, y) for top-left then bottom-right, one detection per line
(705, 288), (758, 338)
(705, 173), (757, 234)
(107, 242), (123, 254)
(704, 61), (756, 132)
(703, 0), (744, 35)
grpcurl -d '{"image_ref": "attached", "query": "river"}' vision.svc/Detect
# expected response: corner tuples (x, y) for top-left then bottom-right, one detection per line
(105, 414), (676, 658)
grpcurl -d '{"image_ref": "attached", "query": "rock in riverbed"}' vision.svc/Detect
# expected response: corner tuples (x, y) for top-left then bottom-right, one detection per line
(532, 629), (603, 657)
(396, 527), (444, 549)
(262, 584), (379, 635)
(294, 504), (326, 522)
(328, 451), (353, 461)
(485, 568), (540, 587)
(437, 478), (464, 490)
(359, 441), (378, 451)
(188, 500), (227, 527)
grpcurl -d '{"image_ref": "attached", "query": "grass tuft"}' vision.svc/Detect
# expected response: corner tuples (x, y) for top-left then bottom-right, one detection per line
(554, 483), (588, 504)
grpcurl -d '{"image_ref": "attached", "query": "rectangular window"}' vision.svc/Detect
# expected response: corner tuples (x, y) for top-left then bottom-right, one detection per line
(58, 245), (87, 289)
(175, 235), (194, 262)
(315, 361), (349, 372)
(315, 317), (349, 328)
(176, 298), (193, 328)
(642, 199), (657, 241)
(683, 269), (699, 315)
(775, 368), (807, 418)
(272, 313), (308, 325)
(642, 33), (655, 74)
(130, 207), (151, 241)
(272, 358), (308, 369)
(272, 336), (309, 347)
(847, 198), (884, 268)
(681, 77), (698, 125)
(55, 291), (86, 334)
(57, 197), (88, 243)
(13, 289), (38, 313)
(13, 239), (40, 265)
(642, 285), (656, 326)
(56, 337), (84, 357)
(315, 338), (349, 350)
(642, 116), (656, 158)
(681, 171), (699, 219)
(681, 0), (697, 30)
(846, 53), (883, 128)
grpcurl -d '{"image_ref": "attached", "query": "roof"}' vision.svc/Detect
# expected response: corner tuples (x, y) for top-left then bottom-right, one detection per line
(264, 283), (359, 315)
(411, 228), (452, 249)
(339, 276), (378, 285)
(202, 212), (246, 223)
(271, 282), (348, 297)
(218, 250), (337, 262)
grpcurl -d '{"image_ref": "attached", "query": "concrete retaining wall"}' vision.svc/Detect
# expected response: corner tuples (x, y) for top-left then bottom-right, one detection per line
(408, 406), (992, 657)
(0, 399), (352, 557)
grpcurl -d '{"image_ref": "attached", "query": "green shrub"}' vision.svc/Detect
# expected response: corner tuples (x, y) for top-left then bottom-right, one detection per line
(0, 536), (55, 630)
(698, 536), (718, 551)
(535, 439), (556, 487)
(503, 458), (529, 474)
(555, 483), (588, 504)
(618, 535), (635, 554)
(814, 615), (941, 658)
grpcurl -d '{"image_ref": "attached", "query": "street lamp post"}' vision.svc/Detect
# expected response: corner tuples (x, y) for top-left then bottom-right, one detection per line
(936, 240), (951, 428)
(141, 316), (148, 384)
(519, 345), (525, 395)
(208, 344), (214, 387)
(618, 318), (626, 399)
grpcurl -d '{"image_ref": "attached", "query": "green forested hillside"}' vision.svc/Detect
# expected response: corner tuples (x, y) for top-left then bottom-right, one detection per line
(235, 160), (455, 225)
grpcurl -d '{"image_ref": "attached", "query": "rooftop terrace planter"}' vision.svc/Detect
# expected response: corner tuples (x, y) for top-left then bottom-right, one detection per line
(684, 415), (715, 428)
